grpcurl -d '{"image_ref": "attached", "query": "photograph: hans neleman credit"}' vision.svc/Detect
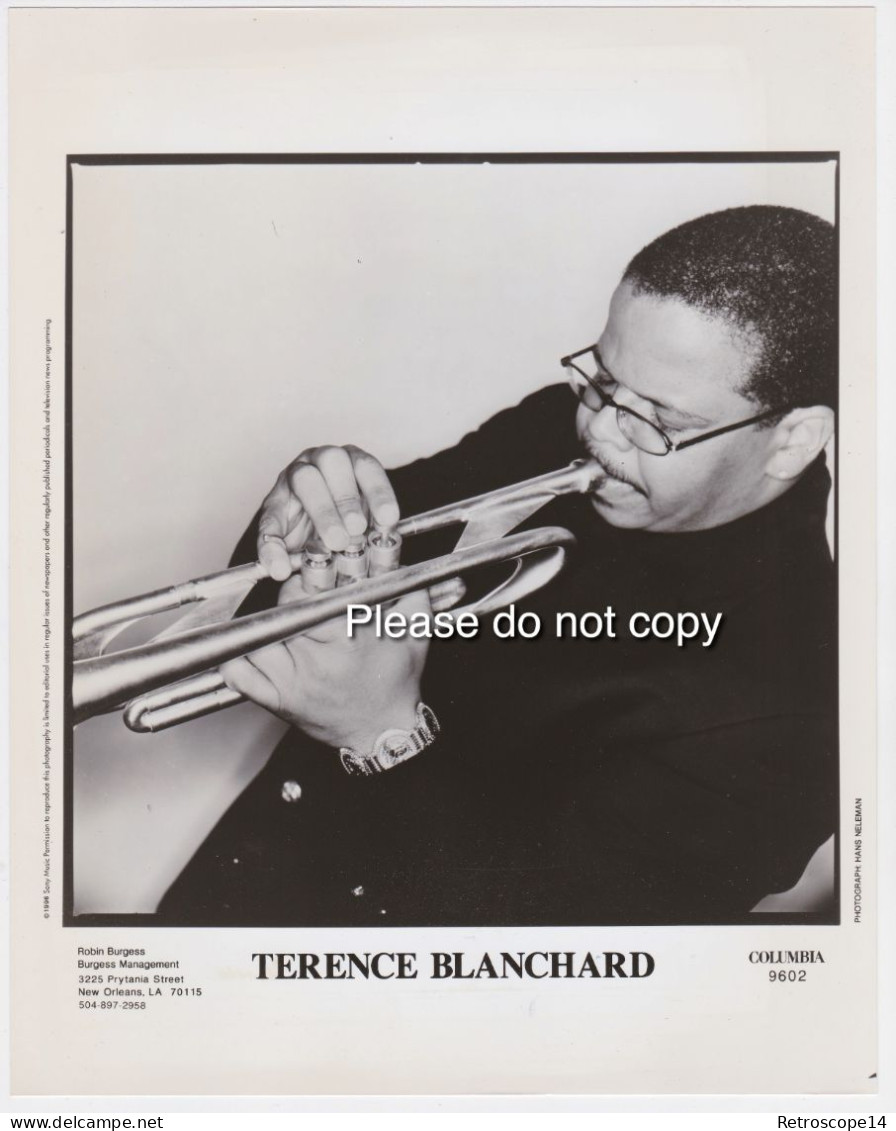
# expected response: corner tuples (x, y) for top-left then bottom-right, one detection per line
(69, 156), (838, 929)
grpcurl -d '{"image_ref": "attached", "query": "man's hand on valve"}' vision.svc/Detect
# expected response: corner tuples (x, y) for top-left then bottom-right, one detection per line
(256, 444), (400, 582)
(226, 441), (434, 751)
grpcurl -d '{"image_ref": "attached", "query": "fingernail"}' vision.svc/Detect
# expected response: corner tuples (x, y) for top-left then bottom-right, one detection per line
(344, 511), (368, 536)
(260, 545), (290, 582)
(375, 502), (400, 526)
(324, 525), (349, 551)
(268, 559), (291, 582)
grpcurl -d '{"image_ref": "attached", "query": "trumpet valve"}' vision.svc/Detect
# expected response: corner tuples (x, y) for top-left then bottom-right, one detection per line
(300, 540), (337, 593)
(367, 527), (402, 576)
(335, 537), (370, 587)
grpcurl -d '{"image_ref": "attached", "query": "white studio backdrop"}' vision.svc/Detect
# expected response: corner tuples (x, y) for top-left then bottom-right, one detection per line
(71, 158), (836, 912)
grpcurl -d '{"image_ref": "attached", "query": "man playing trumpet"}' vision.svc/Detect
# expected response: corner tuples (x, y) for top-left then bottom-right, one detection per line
(159, 204), (838, 925)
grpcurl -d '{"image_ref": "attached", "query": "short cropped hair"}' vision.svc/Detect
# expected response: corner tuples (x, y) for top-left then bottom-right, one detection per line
(623, 205), (836, 412)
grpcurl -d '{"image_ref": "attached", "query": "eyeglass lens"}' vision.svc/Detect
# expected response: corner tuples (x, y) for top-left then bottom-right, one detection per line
(565, 363), (670, 454)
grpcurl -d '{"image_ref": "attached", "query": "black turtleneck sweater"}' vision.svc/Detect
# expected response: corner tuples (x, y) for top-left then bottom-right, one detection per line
(158, 385), (838, 926)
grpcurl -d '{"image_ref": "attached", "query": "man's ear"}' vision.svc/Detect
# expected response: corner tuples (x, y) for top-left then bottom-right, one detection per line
(765, 406), (835, 481)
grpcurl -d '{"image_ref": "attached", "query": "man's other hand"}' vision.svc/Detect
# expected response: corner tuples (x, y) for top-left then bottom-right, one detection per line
(219, 575), (429, 752)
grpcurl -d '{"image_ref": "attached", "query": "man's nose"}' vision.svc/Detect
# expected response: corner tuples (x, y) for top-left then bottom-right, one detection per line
(584, 403), (634, 452)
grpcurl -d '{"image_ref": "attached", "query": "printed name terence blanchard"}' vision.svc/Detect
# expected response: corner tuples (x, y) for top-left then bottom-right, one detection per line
(251, 950), (656, 980)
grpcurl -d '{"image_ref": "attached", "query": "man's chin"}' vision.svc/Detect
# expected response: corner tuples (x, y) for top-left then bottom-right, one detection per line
(588, 491), (650, 529)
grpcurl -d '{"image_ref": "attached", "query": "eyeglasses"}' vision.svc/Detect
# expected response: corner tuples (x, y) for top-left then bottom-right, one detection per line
(561, 343), (787, 456)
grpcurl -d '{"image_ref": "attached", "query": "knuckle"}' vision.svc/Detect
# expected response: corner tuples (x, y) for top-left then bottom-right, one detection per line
(288, 450), (320, 474)
(306, 445), (346, 471)
(262, 475), (287, 505)
(346, 445), (379, 467)
(316, 446), (355, 477)
(290, 461), (319, 486)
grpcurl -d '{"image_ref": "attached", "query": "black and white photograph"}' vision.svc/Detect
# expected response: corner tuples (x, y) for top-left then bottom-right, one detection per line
(70, 156), (839, 928)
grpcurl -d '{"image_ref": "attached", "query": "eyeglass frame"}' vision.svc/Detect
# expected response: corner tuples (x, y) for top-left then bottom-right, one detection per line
(560, 343), (791, 455)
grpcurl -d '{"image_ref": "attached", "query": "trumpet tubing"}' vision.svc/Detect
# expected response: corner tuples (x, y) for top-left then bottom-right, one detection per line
(72, 458), (604, 732)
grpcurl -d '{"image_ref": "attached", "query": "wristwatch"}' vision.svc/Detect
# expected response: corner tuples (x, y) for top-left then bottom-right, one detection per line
(338, 702), (440, 777)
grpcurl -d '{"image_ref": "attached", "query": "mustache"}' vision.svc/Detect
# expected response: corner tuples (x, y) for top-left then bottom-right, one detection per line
(581, 443), (646, 495)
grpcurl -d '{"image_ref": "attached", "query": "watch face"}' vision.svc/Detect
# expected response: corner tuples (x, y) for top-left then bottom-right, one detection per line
(381, 735), (412, 761)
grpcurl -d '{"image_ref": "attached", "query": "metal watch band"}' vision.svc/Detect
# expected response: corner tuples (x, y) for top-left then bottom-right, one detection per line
(338, 703), (440, 777)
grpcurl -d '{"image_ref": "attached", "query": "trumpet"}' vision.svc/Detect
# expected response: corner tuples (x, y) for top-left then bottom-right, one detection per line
(73, 459), (605, 732)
